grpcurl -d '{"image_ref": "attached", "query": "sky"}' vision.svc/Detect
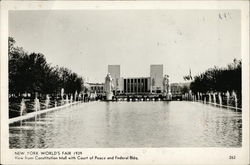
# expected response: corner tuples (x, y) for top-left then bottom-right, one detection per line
(9, 10), (241, 83)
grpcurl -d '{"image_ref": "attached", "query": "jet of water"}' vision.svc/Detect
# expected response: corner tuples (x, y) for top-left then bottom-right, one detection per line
(208, 93), (211, 103)
(34, 97), (40, 112)
(70, 94), (73, 103)
(20, 98), (26, 116)
(74, 91), (78, 101)
(45, 94), (50, 109)
(226, 91), (230, 106)
(218, 92), (222, 106)
(232, 91), (237, 110)
(213, 93), (216, 104)
(65, 95), (69, 105)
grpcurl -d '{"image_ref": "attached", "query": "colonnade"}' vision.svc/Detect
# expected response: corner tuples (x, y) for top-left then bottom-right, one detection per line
(123, 78), (149, 94)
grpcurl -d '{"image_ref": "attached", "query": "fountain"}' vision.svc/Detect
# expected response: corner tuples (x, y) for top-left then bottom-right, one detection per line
(65, 95), (69, 105)
(20, 98), (26, 116)
(34, 97), (40, 112)
(70, 94), (73, 103)
(78, 93), (81, 101)
(74, 91), (78, 101)
(204, 97), (206, 104)
(55, 100), (57, 107)
(61, 88), (64, 101)
(189, 90), (192, 101)
(226, 91), (230, 106)
(45, 94), (50, 109)
(94, 91), (97, 100)
(232, 91), (238, 110)
(213, 93), (216, 104)
(208, 93), (211, 103)
(218, 92), (222, 107)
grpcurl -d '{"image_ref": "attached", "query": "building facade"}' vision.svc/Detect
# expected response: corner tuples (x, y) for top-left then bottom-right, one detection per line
(150, 65), (163, 93)
(106, 64), (165, 95)
(123, 77), (151, 94)
(87, 83), (104, 94)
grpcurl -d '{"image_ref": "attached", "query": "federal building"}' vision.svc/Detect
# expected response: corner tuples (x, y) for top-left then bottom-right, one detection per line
(108, 64), (169, 95)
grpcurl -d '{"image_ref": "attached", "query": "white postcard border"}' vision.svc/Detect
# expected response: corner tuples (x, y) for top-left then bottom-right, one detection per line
(1, 1), (249, 165)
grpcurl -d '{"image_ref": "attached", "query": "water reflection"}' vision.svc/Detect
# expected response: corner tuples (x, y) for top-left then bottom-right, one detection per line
(9, 101), (242, 148)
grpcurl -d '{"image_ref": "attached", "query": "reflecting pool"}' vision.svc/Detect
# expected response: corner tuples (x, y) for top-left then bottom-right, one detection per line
(9, 101), (242, 148)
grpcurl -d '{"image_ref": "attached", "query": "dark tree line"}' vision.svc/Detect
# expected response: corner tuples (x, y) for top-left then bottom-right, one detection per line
(9, 37), (84, 97)
(190, 59), (241, 95)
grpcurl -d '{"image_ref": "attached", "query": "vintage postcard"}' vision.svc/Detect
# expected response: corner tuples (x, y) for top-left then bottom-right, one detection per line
(0, 1), (249, 164)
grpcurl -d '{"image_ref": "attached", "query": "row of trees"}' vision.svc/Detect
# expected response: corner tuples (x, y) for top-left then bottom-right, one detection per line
(190, 59), (241, 95)
(9, 37), (84, 97)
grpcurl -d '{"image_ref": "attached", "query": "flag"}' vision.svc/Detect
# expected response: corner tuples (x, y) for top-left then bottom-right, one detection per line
(183, 69), (192, 81)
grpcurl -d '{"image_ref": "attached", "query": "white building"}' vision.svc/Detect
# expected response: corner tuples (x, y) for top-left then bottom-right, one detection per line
(106, 64), (165, 94)
(150, 64), (163, 93)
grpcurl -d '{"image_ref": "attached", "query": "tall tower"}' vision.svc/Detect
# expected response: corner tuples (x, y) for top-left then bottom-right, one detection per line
(150, 64), (163, 93)
(108, 65), (120, 93)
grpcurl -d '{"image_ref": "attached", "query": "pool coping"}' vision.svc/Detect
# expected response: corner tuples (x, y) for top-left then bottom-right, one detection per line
(9, 101), (81, 124)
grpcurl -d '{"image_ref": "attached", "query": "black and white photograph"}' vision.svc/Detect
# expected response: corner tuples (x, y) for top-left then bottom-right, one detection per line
(1, 1), (249, 164)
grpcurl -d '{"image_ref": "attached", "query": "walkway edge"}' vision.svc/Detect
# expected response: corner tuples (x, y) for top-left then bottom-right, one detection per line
(9, 101), (81, 124)
(195, 100), (242, 111)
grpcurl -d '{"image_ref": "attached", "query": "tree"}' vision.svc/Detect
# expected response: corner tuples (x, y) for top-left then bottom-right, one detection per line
(190, 59), (241, 94)
(8, 37), (85, 97)
(9, 37), (28, 95)
(181, 85), (190, 94)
